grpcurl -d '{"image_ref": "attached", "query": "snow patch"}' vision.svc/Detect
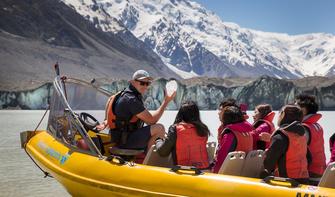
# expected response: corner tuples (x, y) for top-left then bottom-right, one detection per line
(164, 61), (198, 79)
(63, 0), (335, 78)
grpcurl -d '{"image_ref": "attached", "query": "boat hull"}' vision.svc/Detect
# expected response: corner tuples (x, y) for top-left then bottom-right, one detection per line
(24, 131), (335, 197)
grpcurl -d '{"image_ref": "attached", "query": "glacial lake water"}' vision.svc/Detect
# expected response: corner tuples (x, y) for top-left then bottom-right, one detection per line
(0, 110), (334, 196)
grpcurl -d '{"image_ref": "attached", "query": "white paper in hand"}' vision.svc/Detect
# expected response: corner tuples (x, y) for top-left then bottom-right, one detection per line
(165, 80), (178, 96)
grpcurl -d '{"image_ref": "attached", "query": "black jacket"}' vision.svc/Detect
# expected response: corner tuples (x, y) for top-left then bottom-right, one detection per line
(155, 125), (178, 164)
(261, 121), (310, 184)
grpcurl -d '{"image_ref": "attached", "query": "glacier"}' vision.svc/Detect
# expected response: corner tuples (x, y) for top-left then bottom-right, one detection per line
(2, 77), (335, 110)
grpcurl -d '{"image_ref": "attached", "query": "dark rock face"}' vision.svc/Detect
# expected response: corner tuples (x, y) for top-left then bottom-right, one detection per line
(237, 76), (297, 110)
(0, 0), (179, 91)
(2, 76), (335, 110)
(1, 0), (140, 55)
(120, 4), (139, 31)
(0, 0), (83, 48)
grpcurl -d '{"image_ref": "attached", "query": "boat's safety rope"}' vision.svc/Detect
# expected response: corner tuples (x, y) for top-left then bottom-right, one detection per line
(24, 148), (53, 178)
(34, 105), (50, 132)
(24, 105), (53, 178)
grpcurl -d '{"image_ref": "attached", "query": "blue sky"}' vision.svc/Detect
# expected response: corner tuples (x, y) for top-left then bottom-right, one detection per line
(193, 0), (335, 35)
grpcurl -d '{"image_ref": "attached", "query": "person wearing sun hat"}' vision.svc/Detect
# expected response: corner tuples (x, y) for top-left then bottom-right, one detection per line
(97, 69), (176, 151)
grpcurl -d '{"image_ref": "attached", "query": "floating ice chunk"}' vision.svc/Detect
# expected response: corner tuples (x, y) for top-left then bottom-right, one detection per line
(165, 80), (178, 97)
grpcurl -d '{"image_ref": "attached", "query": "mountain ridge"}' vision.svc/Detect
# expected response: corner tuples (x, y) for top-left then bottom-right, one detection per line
(1, 0), (335, 91)
(82, 0), (335, 79)
(0, 0), (180, 90)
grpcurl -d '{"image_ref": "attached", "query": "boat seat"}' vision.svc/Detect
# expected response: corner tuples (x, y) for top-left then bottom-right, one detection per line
(318, 162), (335, 188)
(109, 147), (144, 156)
(206, 142), (217, 163)
(143, 145), (174, 168)
(241, 150), (264, 178)
(218, 151), (246, 176)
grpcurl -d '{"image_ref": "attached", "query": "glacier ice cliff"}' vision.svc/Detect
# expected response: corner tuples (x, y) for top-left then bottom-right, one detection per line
(1, 76), (335, 110)
(0, 84), (52, 109)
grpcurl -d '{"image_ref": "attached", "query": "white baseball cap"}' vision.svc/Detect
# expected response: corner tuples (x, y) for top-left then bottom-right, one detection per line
(132, 70), (153, 81)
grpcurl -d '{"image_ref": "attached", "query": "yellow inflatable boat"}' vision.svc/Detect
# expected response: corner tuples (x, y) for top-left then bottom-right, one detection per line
(21, 72), (335, 196)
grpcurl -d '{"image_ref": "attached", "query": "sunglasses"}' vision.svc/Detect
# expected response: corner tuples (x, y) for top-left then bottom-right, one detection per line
(135, 79), (151, 86)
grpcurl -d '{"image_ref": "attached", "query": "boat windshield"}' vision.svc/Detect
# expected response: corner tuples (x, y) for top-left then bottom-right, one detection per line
(61, 79), (110, 110)
(47, 77), (110, 156)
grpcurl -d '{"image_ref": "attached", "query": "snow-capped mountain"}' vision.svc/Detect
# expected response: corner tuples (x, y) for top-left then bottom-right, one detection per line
(63, 0), (335, 79)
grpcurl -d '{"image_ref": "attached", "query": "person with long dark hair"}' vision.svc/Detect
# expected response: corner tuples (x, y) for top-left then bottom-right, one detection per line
(261, 105), (309, 184)
(155, 101), (210, 169)
(216, 99), (239, 140)
(212, 105), (253, 173)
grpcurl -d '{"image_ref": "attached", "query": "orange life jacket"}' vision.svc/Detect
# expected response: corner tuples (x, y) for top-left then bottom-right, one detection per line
(254, 111), (275, 129)
(253, 111), (276, 149)
(302, 114), (326, 176)
(175, 123), (209, 169)
(217, 124), (225, 142)
(105, 91), (139, 129)
(222, 121), (253, 153)
(275, 129), (309, 179)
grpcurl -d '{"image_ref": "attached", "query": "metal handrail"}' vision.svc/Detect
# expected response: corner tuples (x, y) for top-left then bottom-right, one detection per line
(52, 77), (104, 159)
(63, 77), (112, 96)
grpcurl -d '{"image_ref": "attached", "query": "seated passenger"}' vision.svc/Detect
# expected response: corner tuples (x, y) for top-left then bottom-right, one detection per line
(261, 105), (309, 184)
(216, 98), (239, 140)
(212, 105), (253, 173)
(295, 94), (326, 185)
(329, 133), (335, 164)
(97, 70), (176, 150)
(251, 104), (275, 150)
(155, 101), (210, 169)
